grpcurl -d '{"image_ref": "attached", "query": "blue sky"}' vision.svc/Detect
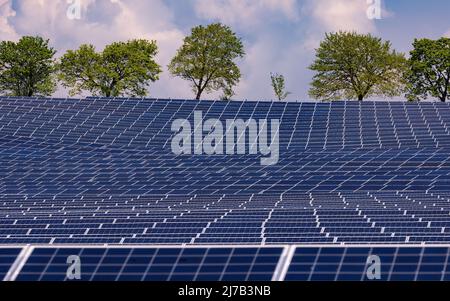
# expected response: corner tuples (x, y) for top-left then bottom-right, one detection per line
(0, 0), (449, 100)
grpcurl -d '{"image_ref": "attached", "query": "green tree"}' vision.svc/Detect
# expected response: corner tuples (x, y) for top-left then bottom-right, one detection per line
(169, 23), (245, 100)
(407, 37), (450, 102)
(0, 36), (56, 97)
(219, 85), (235, 100)
(271, 73), (291, 100)
(58, 39), (162, 97)
(309, 31), (407, 101)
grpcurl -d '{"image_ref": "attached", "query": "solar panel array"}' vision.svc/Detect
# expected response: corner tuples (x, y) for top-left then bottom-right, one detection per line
(1, 96), (450, 281)
(0, 98), (449, 196)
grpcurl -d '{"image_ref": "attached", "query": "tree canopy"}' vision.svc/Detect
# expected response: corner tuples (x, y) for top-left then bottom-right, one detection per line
(407, 37), (450, 102)
(169, 23), (245, 100)
(58, 39), (162, 97)
(0, 36), (56, 97)
(309, 31), (407, 101)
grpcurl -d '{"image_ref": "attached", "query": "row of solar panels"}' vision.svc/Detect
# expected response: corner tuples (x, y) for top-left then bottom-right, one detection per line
(1, 97), (450, 150)
(2, 192), (450, 245)
(2, 245), (450, 281)
(1, 145), (450, 195)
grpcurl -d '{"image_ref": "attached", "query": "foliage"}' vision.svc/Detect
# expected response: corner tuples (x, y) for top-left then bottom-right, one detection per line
(58, 40), (161, 97)
(0, 36), (56, 97)
(407, 37), (450, 102)
(169, 23), (245, 100)
(309, 31), (407, 101)
(270, 73), (290, 100)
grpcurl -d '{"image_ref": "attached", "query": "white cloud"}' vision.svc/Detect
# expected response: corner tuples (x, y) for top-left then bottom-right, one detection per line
(233, 33), (315, 101)
(306, 0), (376, 33)
(445, 30), (450, 37)
(298, 0), (382, 53)
(193, 0), (300, 29)
(0, 0), (19, 40)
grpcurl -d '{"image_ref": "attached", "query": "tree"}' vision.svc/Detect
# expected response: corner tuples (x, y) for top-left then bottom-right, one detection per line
(0, 36), (56, 97)
(309, 31), (407, 101)
(270, 73), (291, 100)
(219, 85), (235, 100)
(58, 39), (162, 97)
(169, 23), (245, 100)
(407, 38), (450, 102)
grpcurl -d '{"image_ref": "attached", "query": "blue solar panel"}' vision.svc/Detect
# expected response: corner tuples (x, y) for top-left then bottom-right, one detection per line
(0, 248), (22, 281)
(285, 247), (450, 281)
(16, 247), (282, 281)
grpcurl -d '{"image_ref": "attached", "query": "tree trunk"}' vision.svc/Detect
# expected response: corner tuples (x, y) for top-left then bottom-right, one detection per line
(195, 89), (202, 100)
(358, 95), (364, 101)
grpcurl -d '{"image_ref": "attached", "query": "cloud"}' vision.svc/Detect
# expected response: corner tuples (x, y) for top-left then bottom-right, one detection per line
(193, 0), (300, 29)
(297, 0), (383, 53)
(306, 0), (376, 33)
(0, 0), (19, 40)
(232, 30), (316, 101)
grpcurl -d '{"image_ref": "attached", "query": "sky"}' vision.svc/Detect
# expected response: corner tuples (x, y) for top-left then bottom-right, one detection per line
(0, 0), (449, 100)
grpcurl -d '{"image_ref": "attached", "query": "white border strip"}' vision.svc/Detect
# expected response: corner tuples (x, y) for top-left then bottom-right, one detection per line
(2, 243), (450, 249)
(272, 246), (296, 281)
(3, 246), (34, 281)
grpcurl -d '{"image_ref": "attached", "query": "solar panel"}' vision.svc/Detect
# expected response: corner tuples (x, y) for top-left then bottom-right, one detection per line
(285, 247), (450, 281)
(16, 247), (282, 281)
(0, 248), (22, 281)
